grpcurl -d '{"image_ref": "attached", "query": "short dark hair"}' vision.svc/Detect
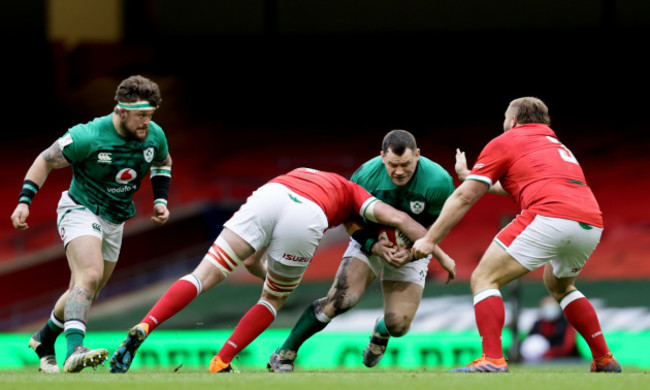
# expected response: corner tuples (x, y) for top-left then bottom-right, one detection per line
(382, 129), (417, 155)
(115, 75), (162, 108)
(509, 97), (551, 126)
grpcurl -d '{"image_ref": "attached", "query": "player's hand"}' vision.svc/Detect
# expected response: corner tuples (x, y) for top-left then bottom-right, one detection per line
(455, 148), (470, 181)
(434, 249), (456, 284)
(151, 203), (169, 225)
(11, 203), (30, 230)
(371, 238), (396, 258)
(384, 246), (413, 268)
(411, 237), (436, 259)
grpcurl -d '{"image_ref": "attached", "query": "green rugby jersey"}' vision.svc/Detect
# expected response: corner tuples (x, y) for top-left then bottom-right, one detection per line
(351, 156), (454, 227)
(59, 114), (169, 223)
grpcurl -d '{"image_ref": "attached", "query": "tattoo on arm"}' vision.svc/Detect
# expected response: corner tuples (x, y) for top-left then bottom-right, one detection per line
(152, 153), (172, 168)
(40, 142), (69, 169)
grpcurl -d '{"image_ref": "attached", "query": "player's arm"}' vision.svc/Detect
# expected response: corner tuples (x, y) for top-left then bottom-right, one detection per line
(150, 153), (172, 225)
(428, 244), (456, 284)
(344, 217), (399, 262)
(344, 217), (386, 255)
(359, 201), (456, 275)
(455, 148), (508, 196)
(11, 141), (70, 230)
(412, 179), (488, 259)
(363, 200), (427, 247)
(360, 200), (429, 267)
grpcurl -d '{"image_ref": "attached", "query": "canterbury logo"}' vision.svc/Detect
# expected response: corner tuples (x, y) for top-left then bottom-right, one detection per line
(98, 152), (112, 163)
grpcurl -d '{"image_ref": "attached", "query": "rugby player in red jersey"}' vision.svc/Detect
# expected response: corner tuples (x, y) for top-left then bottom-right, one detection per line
(412, 97), (620, 373)
(110, 168), (441, 373)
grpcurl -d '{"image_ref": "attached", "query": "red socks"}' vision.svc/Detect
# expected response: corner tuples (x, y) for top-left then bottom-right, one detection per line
(217, 302), (276, 363)
(473, 290), (505, 359)
(560, 291), (610, 358)
(140, 276), (201, 332)
(472, 289), (610, 360)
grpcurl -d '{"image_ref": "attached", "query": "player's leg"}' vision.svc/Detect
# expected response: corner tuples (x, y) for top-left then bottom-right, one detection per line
(29, 293), (66, 373)
(450, 241), (529, 373)
(115, 185), (279, 373)
(142, 228), (252, 331)
(361, 254), (428, 368)
(361, 280), (423, 368)
(542, 225), (621, 373)
(63, 214), (127, 373)
(210, 267), (298, 373)
(381, 283), (423, 337)
(214, 185), (330, 373)
(268, 251), (375, 372)
(94, 260), (117, 301)
(110, 228), (254, 373)
(61, 235), (110, 373)
(454, 212), (565, 373)
(543, 267), (619, 372)
(213, 200), (326, 373)
(30, 194), (103, 374)
(243, 247), (268, 280)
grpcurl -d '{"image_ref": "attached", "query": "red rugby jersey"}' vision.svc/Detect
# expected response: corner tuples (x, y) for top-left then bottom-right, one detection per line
(269, 168), (376, 228)
(466, 124), (603, 227)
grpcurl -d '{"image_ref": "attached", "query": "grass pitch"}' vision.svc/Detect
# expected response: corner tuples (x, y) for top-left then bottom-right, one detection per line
(0, 366), (646, 390)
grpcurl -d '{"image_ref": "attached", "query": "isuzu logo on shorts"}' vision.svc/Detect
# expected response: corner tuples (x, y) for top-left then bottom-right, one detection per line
(116, 168), (137, 184)
(282, 253), (310, 263)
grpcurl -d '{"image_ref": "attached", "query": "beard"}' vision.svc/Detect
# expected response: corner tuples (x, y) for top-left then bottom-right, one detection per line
(120, 122), (149, 142)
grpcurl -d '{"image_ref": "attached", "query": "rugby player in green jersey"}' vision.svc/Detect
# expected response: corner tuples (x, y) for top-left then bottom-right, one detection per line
(10, 75), (172, 373)
(268, 129), (456, 372)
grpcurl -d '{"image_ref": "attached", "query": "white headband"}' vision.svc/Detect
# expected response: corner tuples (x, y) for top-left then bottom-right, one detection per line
(118, 101), (156, 110)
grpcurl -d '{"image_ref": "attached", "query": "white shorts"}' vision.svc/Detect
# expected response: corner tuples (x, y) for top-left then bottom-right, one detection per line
(343, 239), (431, 287)
(495, 212), (603, 278)
(223, 183), (328, 279)
(56, 191), (124, 262)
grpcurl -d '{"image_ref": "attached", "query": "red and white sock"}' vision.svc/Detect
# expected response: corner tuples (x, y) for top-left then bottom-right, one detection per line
(217, 301), (276, 363)
(140, 274), (202, 332)
(473, 289), (505, 359)
(560, 290), (610, 358)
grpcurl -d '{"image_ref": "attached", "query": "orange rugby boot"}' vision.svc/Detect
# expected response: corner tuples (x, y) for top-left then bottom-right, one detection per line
(450, 354), (508, 373)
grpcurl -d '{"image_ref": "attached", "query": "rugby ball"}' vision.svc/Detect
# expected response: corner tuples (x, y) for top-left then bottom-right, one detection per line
(378, 226), (413, 248)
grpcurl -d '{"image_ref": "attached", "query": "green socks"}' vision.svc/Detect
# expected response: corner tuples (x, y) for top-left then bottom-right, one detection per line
(375, 317), (391, 338)
(65, 329), (85, 359)
(280, 301), (330, 352)
(39, 316), (64, 347)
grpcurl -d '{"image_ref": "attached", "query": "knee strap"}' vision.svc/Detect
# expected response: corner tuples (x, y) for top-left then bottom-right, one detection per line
(205, 236), (243, 277)
(264, 273), (302, 297)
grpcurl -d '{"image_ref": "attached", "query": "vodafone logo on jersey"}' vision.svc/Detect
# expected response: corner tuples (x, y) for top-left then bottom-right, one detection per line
(116, 168), (138, 184)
